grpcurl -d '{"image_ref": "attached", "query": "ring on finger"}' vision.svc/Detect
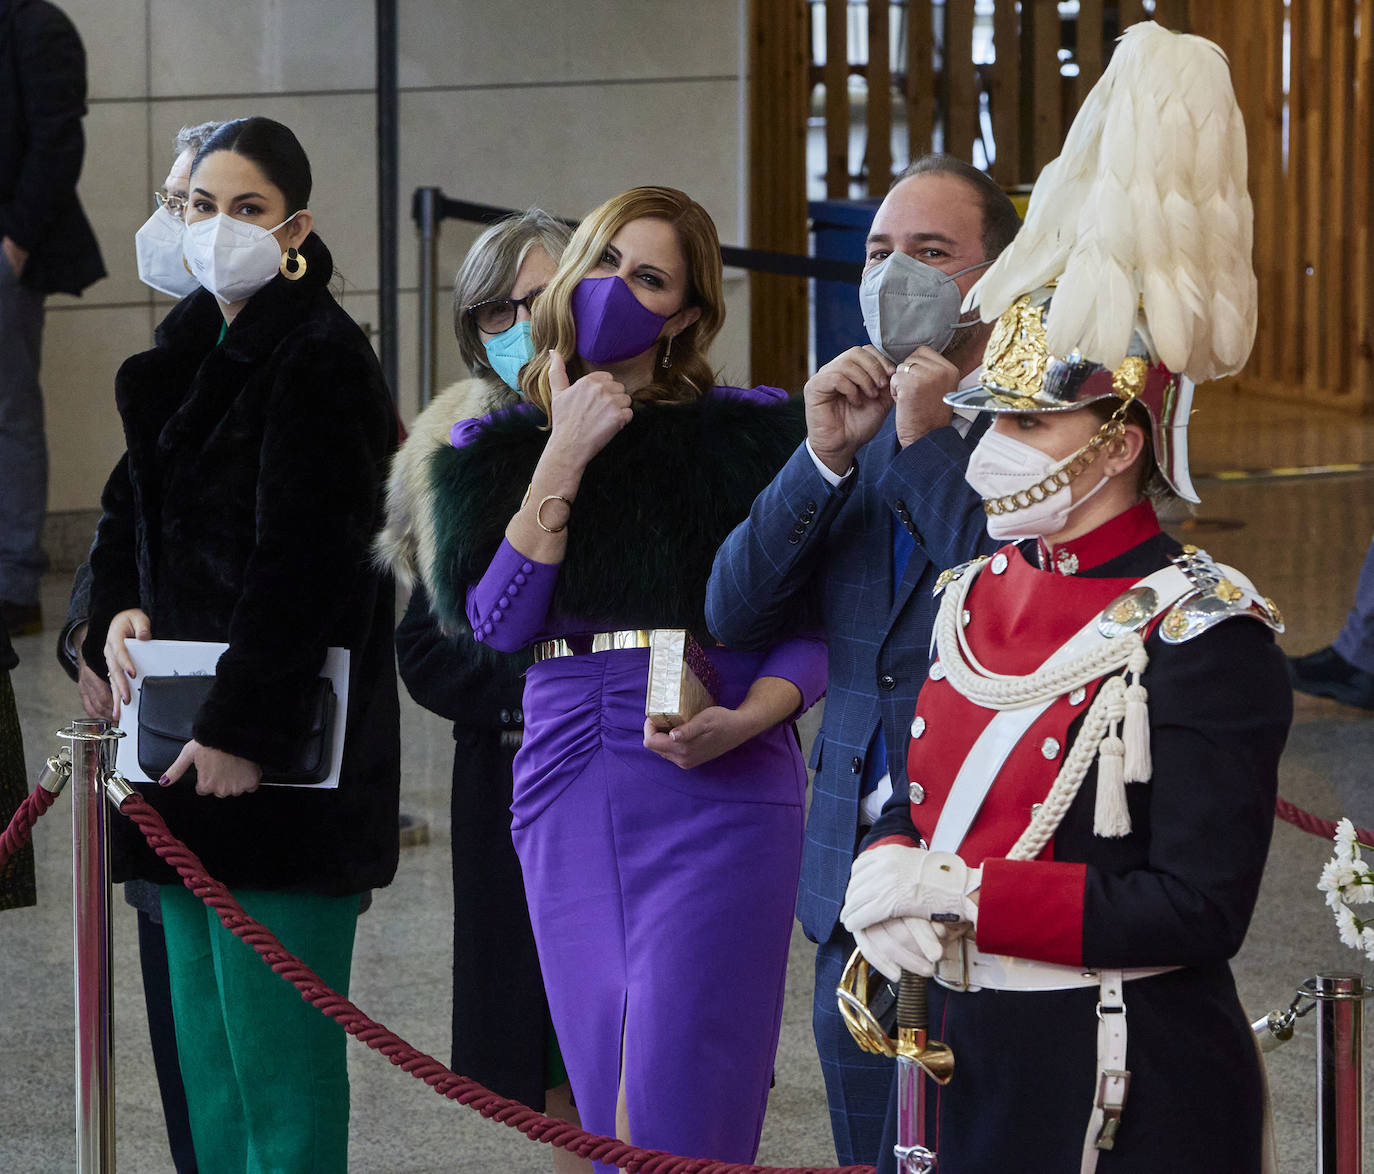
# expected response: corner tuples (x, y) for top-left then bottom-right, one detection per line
(899, 361), (915, 374)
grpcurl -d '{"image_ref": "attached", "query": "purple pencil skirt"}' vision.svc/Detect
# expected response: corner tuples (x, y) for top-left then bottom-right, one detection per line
(510, 647), (805, 1171)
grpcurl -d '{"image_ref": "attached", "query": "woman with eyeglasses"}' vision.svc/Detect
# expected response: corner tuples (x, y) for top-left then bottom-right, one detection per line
(383, 185), (825, 1169)
(378, 208), (591, 1174)
(81, 116), (400, 1173)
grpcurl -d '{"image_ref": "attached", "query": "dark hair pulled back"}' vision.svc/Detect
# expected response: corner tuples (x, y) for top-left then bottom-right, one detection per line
(191, 117), (312, 214)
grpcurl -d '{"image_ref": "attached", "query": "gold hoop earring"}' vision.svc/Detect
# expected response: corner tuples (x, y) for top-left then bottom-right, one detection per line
(279, 247), (306, 281)
(660, 334), (674, 370)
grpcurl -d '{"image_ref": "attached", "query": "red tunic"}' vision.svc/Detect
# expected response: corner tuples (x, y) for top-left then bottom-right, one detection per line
(887, 501), (1162, 965)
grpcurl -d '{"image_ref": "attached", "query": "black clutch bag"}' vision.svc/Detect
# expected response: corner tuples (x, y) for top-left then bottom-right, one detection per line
(137, 675), (337, 786)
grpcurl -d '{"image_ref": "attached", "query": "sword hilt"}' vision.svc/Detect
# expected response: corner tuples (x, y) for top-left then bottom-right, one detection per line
(897, 970), (927, 1033)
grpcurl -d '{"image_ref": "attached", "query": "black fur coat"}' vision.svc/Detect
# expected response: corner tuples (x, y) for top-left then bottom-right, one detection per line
(425, 390), (809, 637)
(82, 233), (400, 895)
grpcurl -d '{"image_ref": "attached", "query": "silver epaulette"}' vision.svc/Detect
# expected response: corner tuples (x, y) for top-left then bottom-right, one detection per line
(1158, 544), (1285, 644)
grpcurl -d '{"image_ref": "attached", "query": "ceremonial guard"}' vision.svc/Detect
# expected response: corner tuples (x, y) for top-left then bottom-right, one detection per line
(839, 23), (1293, 1173)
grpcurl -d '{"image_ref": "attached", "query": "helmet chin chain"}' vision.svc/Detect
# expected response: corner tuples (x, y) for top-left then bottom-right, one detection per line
(982, 403), (1129, 518)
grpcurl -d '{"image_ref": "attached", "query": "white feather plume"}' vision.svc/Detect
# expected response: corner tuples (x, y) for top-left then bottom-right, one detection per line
(968, 21), (1257, 382)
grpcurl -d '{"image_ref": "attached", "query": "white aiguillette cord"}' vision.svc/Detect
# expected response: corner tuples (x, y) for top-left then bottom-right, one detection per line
(927, 563), (1187, 856)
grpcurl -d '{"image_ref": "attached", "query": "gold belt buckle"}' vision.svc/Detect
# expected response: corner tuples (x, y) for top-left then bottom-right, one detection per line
(591, 629), (653, 653)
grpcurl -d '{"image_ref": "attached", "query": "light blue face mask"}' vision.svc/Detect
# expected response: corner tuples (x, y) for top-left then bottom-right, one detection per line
(482, 320), (535, 394)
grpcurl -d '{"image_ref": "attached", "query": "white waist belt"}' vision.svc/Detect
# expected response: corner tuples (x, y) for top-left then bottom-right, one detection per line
(933, 937), (1177, 993)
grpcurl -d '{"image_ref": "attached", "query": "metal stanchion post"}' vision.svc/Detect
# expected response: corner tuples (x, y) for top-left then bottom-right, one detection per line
(416, 185), (440, 409)
(58, 717), (124, 1174)
(1313, 972), (1366, 1174)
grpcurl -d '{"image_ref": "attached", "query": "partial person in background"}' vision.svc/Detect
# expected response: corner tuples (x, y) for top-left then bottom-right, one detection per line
(55, 118), (223, 1174)
(1289, 534), (1374, 709)
(0, 0), (105, 636)
(706, 154), (1015, 1164)
(381, 185), (825, 1171)
(377, 207), (590, 1174)
(0, 614), (36, 912)
(82, 117), (399, 1174)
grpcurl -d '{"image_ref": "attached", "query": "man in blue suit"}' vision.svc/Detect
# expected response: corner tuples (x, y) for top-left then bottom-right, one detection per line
(706, 155), (1018, 1164)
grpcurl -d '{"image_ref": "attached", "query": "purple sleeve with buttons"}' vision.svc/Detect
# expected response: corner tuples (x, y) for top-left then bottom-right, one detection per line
(466, 538), (560, 652)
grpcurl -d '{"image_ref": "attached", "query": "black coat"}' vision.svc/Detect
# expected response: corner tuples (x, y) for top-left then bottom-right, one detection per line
(82, 233), (400, 895)
(395, 585), (551, 1106)
(0, 0), (104, 295)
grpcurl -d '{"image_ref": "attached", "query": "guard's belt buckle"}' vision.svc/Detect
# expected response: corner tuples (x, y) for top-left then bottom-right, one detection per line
(934, 934), (971, 992)
(1093, 1068), (1131, 1150)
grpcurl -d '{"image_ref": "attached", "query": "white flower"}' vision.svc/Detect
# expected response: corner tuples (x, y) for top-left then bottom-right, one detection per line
(1335, 904), (1362, 950)
(1319, 859), (1360, 895)
(1350, 865), (1374, 904)
(1335, 818), (1358, 858)
(1362, 925), (1374, 962)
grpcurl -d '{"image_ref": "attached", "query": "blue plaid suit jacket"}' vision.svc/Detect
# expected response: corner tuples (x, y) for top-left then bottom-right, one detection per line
(706, 412), (995, 943)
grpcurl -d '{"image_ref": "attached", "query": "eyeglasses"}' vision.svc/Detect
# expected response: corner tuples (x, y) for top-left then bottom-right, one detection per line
(154, 189), (187, 220)
(465, 289), (543, 335)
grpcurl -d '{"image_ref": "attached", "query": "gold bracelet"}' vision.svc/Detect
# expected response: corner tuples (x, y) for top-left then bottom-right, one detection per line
(535, 494), (572, 533)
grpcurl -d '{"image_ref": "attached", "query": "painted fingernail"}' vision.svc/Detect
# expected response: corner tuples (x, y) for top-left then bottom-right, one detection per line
(158, 775), (171, 787)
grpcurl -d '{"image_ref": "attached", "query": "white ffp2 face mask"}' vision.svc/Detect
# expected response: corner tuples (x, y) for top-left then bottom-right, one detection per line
(181, 211), (299, 304)
(134, 205), (200, 299)
(965, 427), (1110, 541)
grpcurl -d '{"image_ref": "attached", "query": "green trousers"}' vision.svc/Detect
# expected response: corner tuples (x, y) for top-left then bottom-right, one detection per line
(160, 885), (358, 1174)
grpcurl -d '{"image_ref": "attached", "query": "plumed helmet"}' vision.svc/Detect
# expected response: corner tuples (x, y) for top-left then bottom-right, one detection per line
(947, 286), (1199, 501)
(948, 20), (1256, 505)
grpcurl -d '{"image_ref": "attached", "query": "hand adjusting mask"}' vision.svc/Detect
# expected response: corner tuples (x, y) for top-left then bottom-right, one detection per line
(859, 251), (991, 360)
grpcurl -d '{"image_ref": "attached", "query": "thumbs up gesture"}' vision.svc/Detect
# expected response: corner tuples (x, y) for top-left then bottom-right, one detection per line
(545, 351), (634, 469)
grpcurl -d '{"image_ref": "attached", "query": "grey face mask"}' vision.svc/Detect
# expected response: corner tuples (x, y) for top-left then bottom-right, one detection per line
(859, 251), (991, 361)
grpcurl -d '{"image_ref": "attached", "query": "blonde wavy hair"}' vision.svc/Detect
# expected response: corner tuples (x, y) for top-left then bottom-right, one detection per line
(520, 186), (725, 416)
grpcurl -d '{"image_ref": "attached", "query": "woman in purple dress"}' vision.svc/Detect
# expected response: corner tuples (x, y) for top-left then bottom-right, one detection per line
(387, 186), (824, 1168)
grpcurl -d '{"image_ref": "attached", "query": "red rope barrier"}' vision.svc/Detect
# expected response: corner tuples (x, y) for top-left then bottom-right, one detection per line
(0, 783), (58, 873)
(1275, 797), (1374, 847)
(118, 793), (872, 1174)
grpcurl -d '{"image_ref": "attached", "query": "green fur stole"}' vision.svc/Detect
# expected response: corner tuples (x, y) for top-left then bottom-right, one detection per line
(426, 392), (806, 635)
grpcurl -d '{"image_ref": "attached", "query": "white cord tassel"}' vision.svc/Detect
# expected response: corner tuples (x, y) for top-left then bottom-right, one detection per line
(1093, 680), (1132, 838)
(1094, 729), (1131, 838)
(1123, 643), (1152, 783)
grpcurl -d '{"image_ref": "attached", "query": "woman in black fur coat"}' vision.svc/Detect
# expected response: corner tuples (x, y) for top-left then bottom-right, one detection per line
(81, 118), (399, 1173)
(383, 186), (826, 1171)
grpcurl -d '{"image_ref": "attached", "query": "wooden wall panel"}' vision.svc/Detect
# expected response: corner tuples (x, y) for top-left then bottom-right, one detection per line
(988, 0), (1020, 185)
(905, 0), (935, 162)
(749, 0), (809, 392)
(823, 0), (849, 198)
(866, 0), (892, 192)
(945, 0), (977, 164)
(1028, 0), (1063, 172)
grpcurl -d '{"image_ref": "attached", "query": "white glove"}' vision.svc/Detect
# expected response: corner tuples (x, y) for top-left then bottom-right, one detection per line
(853, 917), (946, 982)
(841, 844), (981, 934)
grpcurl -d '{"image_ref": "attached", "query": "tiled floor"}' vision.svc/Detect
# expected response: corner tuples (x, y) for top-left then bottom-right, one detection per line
(3, 384), (1374, 1171)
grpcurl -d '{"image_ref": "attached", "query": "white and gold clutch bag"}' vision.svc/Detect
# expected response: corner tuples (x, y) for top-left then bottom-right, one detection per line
(646, 629), (720, 731)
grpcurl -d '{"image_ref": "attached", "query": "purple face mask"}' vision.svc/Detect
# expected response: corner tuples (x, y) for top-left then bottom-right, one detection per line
(571, 274), (677, 365)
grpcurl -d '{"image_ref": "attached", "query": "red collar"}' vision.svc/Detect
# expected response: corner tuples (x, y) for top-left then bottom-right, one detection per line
(1035, 499), (1160, 575)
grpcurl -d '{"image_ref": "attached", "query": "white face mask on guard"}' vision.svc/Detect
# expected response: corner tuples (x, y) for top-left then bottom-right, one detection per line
(181, 210), (300, 305)
(965, 427), (1113, 541)
(135, 205), (202, 299)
